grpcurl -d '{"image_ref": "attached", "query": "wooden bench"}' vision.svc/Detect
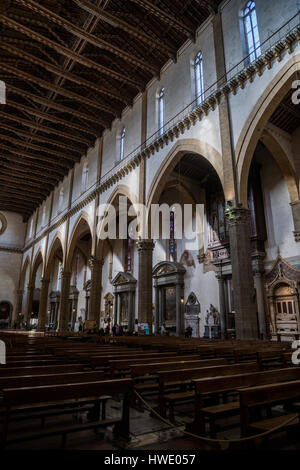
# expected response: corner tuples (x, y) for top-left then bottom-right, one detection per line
(109, 355), (204, 376)
(0, 364), (86, 377)
(190, 366), (300, 436)
(158, 362), (259, 418)
(239, 380), (300, 439)
(0, 378), (133, 449)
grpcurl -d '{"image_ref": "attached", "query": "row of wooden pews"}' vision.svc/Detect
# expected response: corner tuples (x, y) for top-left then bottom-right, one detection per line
(1, 332), (299, 449)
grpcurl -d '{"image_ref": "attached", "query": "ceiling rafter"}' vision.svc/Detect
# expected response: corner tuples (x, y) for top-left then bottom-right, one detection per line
(0, 160), (61, 182)
(6, 84), (101, 129)
(6, 100), (99, 138)
(0, 153), (65, 176)
(128, 0), (194, 37)
(73, 0), (176, 57)
(0, 110), (92, 146)
(11, 0), (160, 74)
(0, 142), (74, 168)
(0, 62), (119, 120)
(0, 40), (132, 105)
(0, 133), (76, 161)
(1, 121), (84, 155)
(0, 174), (50, 194)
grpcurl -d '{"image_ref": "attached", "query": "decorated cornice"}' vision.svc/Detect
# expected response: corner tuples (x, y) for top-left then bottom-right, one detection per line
(23, 23), (300, 254)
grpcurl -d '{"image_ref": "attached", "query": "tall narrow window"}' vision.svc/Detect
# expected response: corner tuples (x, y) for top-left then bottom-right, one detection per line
(169, 211), (177, 262)
(120, 127), (125, 160)
(42, 206), (46, 227)
(58, 187), (64, 214)
(82, 161), (89, 193)
(194, 52), (204, 105)
(158, 88), (165, 136)
(243, 1), (261, 63)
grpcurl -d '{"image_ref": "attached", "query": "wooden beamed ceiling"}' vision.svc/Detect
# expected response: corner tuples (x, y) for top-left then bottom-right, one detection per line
(0, 0), (220, 220)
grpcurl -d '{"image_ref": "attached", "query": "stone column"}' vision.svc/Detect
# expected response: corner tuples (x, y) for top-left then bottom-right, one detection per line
(225, 205), (258, 339)
(128, 291), (134, 333)
(154, 287), (159, 334)
(37, 279), (50, 331)
(290, 200), (300, 242)
(136, 240), (155, 331)
(254, 270), (267, 337)
(12, 289), (23, 326)
(58, 271), (71, 332)
(88, 256), (103, 321)
(117, 294), (121, 324)
(217, 274), (227, 339)
(24, 283), (35, 323)
(176, 283), (184, 336)
(113, 293), (118, 325)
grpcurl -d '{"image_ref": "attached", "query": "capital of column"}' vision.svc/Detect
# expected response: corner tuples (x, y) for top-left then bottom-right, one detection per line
(88, 256), (104, 269)
(136, 240), (155, 252)
(225, 204), (251, 226)
(60, 271), (71, 280)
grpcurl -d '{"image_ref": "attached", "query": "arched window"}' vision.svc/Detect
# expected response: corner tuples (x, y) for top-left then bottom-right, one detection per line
(194, 52), (204, 105)
(28, 218), (33, 239)
(42, 206), (46, 227)
(82, 161), (89, 193)
(124, 237), (134, 273)
(120, 127), (126, 160)
(58, 187), (64, 213)
(242, 1), (261, 63)
(158, 88), (165, 136)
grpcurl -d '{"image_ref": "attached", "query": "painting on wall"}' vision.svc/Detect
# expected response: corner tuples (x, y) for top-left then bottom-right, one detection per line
(120, 292), (128, 323)
(164, 287), (176, 322)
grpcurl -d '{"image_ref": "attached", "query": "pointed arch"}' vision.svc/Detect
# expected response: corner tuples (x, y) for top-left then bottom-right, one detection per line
(30, 249), (44, 286)
(20, 255), (31, 290)
(66, 211), (93, 271)
(146, 138), (224, 208)
(237, 54), (300, 206)
(44, 234), (64, 280)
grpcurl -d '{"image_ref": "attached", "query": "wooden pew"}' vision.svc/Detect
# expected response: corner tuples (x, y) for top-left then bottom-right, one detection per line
(109, 355), (204, 376)
(190, 367), (300, 436)
(157, 362), (260, 417)
(0, 371), (109, 426)
(0, 378), (133, 449)
(239, 380), (300, 438)
(0, 364), (86, 377)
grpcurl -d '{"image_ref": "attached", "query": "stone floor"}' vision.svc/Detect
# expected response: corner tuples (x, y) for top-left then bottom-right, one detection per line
(4, 395), (300, 451)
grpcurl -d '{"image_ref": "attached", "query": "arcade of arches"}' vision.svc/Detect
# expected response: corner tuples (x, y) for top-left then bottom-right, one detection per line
(8, 80), (300, 342)
(0, 1), (300, 346)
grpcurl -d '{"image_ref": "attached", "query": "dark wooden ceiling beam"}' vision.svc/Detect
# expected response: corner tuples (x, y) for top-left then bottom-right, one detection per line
(0, 179), (48, 197)
(7, 84), (103, 128)
(0, 188), (43, 204)
(0, 174), (50, 195)
(0, 153), (65, 176)
(1, 121), (84, 155)
(0, 143), (73, 168)
(0, 131), (79, 161)
(0, 110), (92, 146)
(0, 161), (59, 184)
(0, 196), (37, 210)
(0, 62), (117, 121)
(0, 169), (53, 190)
(6, 100), (98, 138)
(0, 15), (143, 89)
(0, 203), (32, 218)
(3, 3), (158, 76)
(73, 0), (176, 57)
(0, 41), (131, 105)
(129, 0), (194, 37)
